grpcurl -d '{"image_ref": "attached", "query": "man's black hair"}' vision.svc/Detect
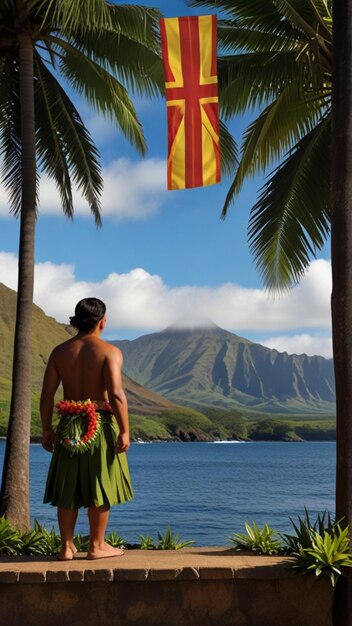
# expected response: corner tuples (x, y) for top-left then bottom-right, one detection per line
(69, 298), (106, 333)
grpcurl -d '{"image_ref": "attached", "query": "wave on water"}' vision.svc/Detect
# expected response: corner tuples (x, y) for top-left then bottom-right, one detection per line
(132, 439), (152, 444)
(211, 440), (245, 444)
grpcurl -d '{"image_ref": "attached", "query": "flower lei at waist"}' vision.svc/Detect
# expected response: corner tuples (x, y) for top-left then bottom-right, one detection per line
(56, 400), (112, 454)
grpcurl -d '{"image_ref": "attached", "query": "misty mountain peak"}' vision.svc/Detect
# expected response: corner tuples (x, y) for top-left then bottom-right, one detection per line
(164, 315), (220, 333)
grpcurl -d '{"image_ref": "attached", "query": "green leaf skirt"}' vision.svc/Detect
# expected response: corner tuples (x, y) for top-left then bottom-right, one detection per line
(43, 412), (134, 509)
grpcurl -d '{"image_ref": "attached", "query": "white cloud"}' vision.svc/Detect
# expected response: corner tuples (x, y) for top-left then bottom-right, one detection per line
(258, 334), (333, 359)
(0, 252), (332, 356)
(0, 158), (167, 221)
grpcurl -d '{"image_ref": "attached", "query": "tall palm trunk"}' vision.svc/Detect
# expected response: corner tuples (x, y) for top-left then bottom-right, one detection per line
(0, 32), (36, 530)
(331, 1), (352, 624)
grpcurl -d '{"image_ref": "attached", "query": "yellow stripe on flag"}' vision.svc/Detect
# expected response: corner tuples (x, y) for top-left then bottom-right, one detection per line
(198, 15), (217, 86)
(201, 104), (219, 186)
(167, 102), (186, 189)
(164, 18), (184, 89)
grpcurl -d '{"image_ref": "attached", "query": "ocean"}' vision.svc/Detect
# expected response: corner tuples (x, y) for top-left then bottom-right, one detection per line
(0, 440), (335, 546)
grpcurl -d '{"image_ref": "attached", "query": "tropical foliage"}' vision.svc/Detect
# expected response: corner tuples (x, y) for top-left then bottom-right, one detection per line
(189, 0), (332, 290)
(0, 516), (23, 555)
(0, 0), (164, 224)
(157, 526), (195, 550)
(281, 508), (333, 553)
(230, 522), (284, 555)
(230, 511), (352, 586)
(289, 524), (352, 587)
(0, 517), (193, 553)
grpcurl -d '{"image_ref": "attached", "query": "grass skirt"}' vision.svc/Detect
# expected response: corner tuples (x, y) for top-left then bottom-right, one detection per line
(44, 413), (134, 509)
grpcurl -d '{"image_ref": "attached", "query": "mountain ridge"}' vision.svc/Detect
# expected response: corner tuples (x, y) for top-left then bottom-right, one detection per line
(112, 324), (335, 413)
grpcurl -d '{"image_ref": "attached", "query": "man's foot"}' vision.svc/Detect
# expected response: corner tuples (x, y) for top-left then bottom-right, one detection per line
(86, 542), (125, 560)
(57, 544), (78, 561)
(57, 546), (77, 561)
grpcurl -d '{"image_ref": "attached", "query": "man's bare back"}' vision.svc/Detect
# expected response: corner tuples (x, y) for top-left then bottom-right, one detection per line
(49, 335), (122, 403)
(41, 314), (130, 454)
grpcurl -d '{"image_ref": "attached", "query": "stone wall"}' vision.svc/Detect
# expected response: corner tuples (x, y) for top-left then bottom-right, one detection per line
(0, 548), (334, 626)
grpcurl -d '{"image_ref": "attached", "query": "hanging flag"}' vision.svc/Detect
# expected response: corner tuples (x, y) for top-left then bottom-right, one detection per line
(160, 15), (221, 190)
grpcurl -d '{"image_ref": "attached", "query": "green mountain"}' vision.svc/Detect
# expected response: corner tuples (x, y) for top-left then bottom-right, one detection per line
(112, 323), (336, 414)
(0, 283), (176, 435)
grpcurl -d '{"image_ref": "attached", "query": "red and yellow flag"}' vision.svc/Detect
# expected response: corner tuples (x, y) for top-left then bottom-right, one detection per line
(160, 15), (221, 190)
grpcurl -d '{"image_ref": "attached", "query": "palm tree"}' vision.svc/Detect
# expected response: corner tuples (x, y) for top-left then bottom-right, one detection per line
(190, 0), (332, 291)
(190, 1), (351, 621)
(0, 0), (164, 530)
(330, 1), (352, 624)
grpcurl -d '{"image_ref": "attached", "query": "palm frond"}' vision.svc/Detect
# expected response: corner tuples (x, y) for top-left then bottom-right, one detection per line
(55, 38), (146, 155)
(0, 56), (22, 216)
(62, 3), (164, 98)
(188, 0), (285, 28)
(218, 50), (329, 117)
(65, 29), (164, 99)
(34, 58), (103, 226)
(247, 114), (331, 290)
(222, 81), (329, 207)
(106, 4), (161, 50)
(305, 0), (332, 36)
(219, 120), (239, 176)
(275, 0), (331, 45)
(217, 21), (297, 53)
(34, 53), (73, 219)
(189, 0), (331, 40)
(36, 0), (112, 33)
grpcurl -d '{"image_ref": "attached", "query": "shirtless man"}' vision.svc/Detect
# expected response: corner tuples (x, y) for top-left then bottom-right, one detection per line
(40, 298), (133, 561)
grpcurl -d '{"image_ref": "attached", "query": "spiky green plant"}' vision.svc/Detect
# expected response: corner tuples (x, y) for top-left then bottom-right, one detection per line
(281, 509), (334, 554)
(230, 522), (283, 555)
(139, 534), (156, 550)
(290, 524), (352, 587)
(73, 533), (90, 553)
(106, 531), (125, 548)
(21, 528), (50, 556)
(30, 520), (61, 556)
(0, 516), (23, 555)
(157, 527), (195, 550)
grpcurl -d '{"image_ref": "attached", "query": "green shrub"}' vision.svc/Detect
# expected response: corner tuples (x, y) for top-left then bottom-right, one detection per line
(289, 524), (352, 586)
(0, 516), (23, 555)
(281, 509), (333, 553)
(106, 531), (125, 547)
(139, 534), (156, 550)
(73, 533), (89, 552)
(230, 522), (283, 555)
(157, 527), (195, 550)
(249, 419), (299, 441)
(30, 520), (61, 556)
(129, 414), (172, 441)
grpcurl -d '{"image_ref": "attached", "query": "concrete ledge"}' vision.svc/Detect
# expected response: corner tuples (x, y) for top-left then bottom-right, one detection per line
(0, 547), (295, 582)
(0, 548), (334, 626)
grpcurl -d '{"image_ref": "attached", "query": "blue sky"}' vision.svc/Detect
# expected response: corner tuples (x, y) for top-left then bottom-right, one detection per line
(0, 0), (332, 357)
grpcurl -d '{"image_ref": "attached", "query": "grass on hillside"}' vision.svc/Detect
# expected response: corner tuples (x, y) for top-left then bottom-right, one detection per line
(0, 381), (336, 441)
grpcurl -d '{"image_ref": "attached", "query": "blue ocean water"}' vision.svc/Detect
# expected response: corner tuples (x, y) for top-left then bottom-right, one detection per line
(0, 440), (335, 546)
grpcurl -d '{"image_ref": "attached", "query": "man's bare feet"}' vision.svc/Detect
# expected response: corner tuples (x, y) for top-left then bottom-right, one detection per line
(86, 542), (125, 560)
(57, 544), (78, 561)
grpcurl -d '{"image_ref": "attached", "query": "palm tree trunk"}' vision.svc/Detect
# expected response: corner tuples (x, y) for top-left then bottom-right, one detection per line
(331, 1), (352, 624)
(0, 32), (36, 530)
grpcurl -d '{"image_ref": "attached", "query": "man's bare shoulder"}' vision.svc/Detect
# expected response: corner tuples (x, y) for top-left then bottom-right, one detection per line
(99, 339), (123, 360)
(50, 337), (76, 357)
